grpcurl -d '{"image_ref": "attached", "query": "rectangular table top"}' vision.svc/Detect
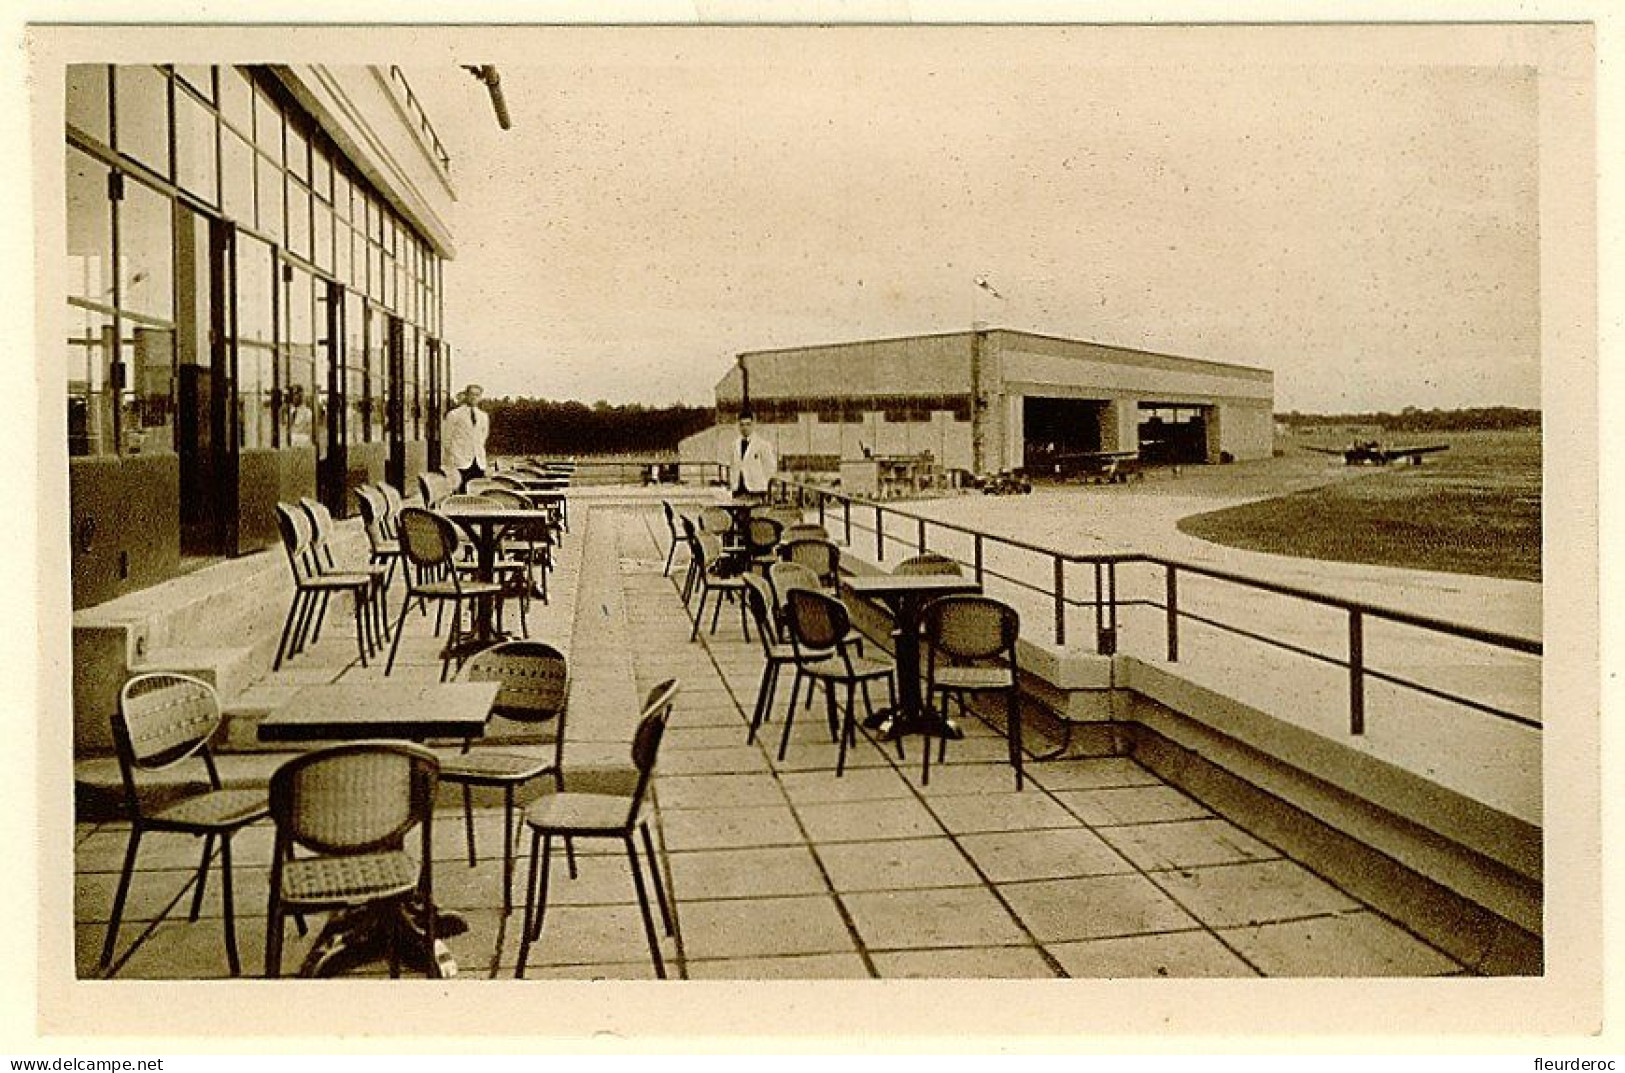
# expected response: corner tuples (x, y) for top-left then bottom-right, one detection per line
(438, 506), (544, 525)
(257, 681), (501, 742)
(844, 574), (982, 597)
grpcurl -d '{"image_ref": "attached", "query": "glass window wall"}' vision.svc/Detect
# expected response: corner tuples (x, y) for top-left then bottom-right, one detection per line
(66, 65), (110, 143)
(174, 86), (218, 205)
(235, 234), (276, 449)
(113, 65), (169, 178)
(66, 146), (114, 456)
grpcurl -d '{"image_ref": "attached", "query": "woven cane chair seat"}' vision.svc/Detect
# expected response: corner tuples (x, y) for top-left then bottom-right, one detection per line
(279, 849), (418, 906)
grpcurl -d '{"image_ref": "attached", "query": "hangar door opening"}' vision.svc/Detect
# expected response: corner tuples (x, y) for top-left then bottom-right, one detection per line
(1138, 404), (1209, 464)
(1022, 396), (1106, 472)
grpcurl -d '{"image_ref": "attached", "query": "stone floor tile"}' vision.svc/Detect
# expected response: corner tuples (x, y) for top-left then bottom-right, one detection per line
(1047, 931), (1260, 978)
(75, 828), (222, 874)
(684, 952), (872, 980)
(814, 837), (981, 893)
(1217, 912), (1460, 977)
(659, 803), (805, 852)
(679, 895), (855, 960)
(840, 886), (1027, 951)
(777, 766), (914, 806)
(957, 828), (1135, 883)
(924, 792), (1079, 835)
(660, 746), (772, 776)
(515, 903), (669, 969)
(1028, 757), (1162, 791)
(654, 772), (786, 810)
(1147, 860), (1361, 928)
(795, 797), (942, 843)
(909, 761), (1024, 797)
(934, 736), (1028, 765)
(662, 725), (753, 751)
(768, 735), (892, 772)
(667, 845), (828, 900)
(1096, 819), (1280, 871)
(870, 945), (1056, 979)
(515, 960), (660, 980)
(1055, 786), (1214, 826)
(999, 874), (1201, 943)
(75, 868), (198, 925)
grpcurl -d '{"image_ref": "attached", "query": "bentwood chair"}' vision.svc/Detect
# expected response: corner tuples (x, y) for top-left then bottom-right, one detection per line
(893, 552), (963, 577)
(480, 487), (553, 604)
(922, 595), (1025, 790)
(516, 680), (680, 978)
(780, 537), (842, 589)
(660, 502), (687, 578)
(273, 502), (379, 670)
(354, 485), (403, 596)
(300, 496), (391, 640)
(742, 574), (799, 745)
(689, 531), (751, 642)
(443, 493), (534, 633)
(678, 515), (703, 606)
(101, 674), (270, 976)
(385, 507), (506, 681)
(780, 522), (830, 544)
(265, 742), (440, 978)
(782, 588), (898, 775)
(437, 641), (569, 912)
(746, 517), (784, 574)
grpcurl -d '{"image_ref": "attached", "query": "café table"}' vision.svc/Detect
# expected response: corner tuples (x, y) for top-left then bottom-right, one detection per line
(258, 680), (501, 978)
(843, 573), (982, 741)
(440, 503), (545, 649)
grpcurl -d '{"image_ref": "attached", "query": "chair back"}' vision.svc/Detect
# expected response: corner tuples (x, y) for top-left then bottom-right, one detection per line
(698, 507), (734, 537)
(486, 474), (525, 491)
(270, 742), (438, 857)
(784, 587), (848, 656)
(661, 501), (680, 539)
(444, 493), (500, 512)
(274, 502), (319, 582)
(625, 679), (680, 823)
(417, 473), (437, 509)
(354, 486), (389, 553)
(768, 562), (820, 618)
(480, 488), (528, 510)
(761, 508), (805, 530)
(923, 595), (1020, 661)
(298, 497), (339, 571)
(741, 574), (780, 656)
(398, 507), (461, 576)
(694, 530), (727, 573)
(780, 523), (828, 543)
(460, 641), (568, 728)
(747, 517), (783, 556)
(464, 478), (502, 495)
(894, 552), (963, 577)
(782, 538), (840, 586)
(115, 672), (223, 773)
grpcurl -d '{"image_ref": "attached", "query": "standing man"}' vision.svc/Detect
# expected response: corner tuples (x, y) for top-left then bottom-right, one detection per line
(441, 383), (491, 491)
(726, 412), (777, 502)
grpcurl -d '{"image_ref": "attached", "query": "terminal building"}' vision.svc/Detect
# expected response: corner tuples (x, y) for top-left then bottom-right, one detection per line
(679, 329), (1275, 478)
(64, 64), (457, 610)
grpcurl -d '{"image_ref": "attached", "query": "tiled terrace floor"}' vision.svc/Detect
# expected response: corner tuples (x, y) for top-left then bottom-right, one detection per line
(74, 500), (1467, 980)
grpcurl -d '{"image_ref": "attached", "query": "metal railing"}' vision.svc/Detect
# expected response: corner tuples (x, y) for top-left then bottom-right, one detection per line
(518, 458), (727, 486)
(388, 66), (453, 174)
(768, 476), (1541, 739)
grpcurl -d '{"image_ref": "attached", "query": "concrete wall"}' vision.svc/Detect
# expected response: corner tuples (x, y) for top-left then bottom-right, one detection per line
(720, 332), (973, 404)
(1214, 400), (1275, 461)
(69, 454), (180, 609)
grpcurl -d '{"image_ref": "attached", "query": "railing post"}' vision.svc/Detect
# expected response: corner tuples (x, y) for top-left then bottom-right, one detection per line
(1054, 556), (1066, 646)
(1166, 564), (1179, 662)
(843, 498), (852, 545)
(876, 505), (885, 561)
(1095, 560), (1117, 655)
(1349, 609), (1365, 735)
(973, 534), (984, 585)
(917, 518), (926, 554)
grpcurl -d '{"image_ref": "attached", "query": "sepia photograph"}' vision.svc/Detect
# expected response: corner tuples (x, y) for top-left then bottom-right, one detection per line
(12, 5), (1609, 1049)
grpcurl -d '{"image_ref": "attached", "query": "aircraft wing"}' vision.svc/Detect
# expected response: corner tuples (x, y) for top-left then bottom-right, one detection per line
(1383, 445), (1449, 462)
(1301, 446), (1345, 456)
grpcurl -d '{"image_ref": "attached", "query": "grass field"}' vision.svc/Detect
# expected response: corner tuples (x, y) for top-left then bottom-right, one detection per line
(1176, 429), (1542, 582)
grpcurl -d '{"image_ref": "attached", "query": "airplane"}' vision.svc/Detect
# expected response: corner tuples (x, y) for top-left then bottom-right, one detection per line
(1046, 449), (1144, 484)
(1304, 440), (1450, 466)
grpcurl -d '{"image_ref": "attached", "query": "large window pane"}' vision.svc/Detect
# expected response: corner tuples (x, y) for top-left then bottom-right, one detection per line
(122, 316), (175, 456)
(282, 265), (317, 450)
(174, 65), (213, 103)
(66, 65), (110, 143)
(219, 67), (251, 134)
(333, 216), (350, 282)
(285, 119), (309, 181)
(333, 169), (350, 223)
(174, 87), (218, 205)
(256, 153), (282, 244)
(67, 146), (112, 307)
(286, 175), (311, 261)
(114, 65), (169, 177)
(345, 290), (369, 443)
(372, 304), (391, 442)
(253, 85), (282, 159)
(221, 129), (253, 224)
(116, 177), (174, 324)
(312, 142), (332, 203)
(234, 234), (276, 449)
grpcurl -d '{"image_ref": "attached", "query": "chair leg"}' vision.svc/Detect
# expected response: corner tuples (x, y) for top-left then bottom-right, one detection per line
(384, 594), (413, 675)
(824, 681), (840, 744)
(639, 822), (674, 936)
(709, 588), (724, 634)
(748, 661), (774, 744)
(353, 590), (370, 667)
(462, 785), (477, 867)
(663, 539), (677, 577)
(265, 902), (284, 979)
(99, 827), (143, 971)
(502, 786), (517, 915)
(739, 591), (751, 641)
(777, 673), (801, 761)
(625, 834), (667, 979)
(189, 833), (214, 921)
(690, 587), (707, 642)
(310, 591), (330, 644)
(219, 833), (241, 976)
(528, 834), (555, 942)
(1008, 686), (1025, 791)
(565, 836), (579, 880)
(516, 828), (543, 978)
(836, 682), (855, 777)
(273, 596), (302, 671)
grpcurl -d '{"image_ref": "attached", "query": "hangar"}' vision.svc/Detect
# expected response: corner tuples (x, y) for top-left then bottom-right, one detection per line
(680, 328), (1274, 478)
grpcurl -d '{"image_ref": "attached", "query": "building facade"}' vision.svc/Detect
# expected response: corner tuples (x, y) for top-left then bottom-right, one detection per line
(64, 65), (455, 609)
(680, 329), (1274, 477)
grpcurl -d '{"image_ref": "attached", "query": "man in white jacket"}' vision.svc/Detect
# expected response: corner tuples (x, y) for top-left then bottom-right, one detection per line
(725, 413), (777, 501)
(441, 383), (491, 491)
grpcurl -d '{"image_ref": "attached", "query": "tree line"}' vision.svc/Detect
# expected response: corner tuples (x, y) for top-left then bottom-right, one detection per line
(485, 397), (716, 456)
(1276, 406), (1540, 433)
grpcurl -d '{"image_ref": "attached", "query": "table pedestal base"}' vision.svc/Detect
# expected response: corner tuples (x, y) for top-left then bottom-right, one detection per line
(297, 898), (467, 979)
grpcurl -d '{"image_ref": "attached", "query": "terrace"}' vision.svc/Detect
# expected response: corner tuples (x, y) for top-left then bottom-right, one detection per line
(73, 477), (1532, 981)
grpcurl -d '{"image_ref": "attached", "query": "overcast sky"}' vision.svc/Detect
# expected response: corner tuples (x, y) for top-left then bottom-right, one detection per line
(406, 27), (1543, 413)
